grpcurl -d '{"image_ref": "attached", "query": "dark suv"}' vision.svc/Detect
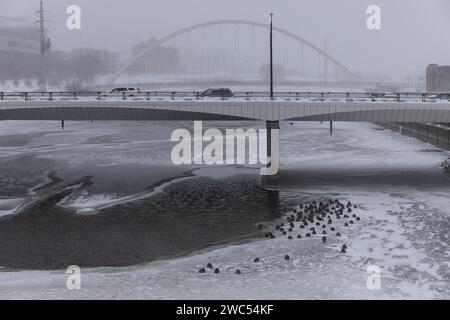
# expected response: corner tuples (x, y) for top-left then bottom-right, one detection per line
(435, 93), (450, 100)
(201, 88), (233, 98)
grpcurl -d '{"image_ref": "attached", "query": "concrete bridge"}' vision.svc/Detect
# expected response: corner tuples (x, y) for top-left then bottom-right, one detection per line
(2, 92), (449, 188)
(1, 96), (450, 122)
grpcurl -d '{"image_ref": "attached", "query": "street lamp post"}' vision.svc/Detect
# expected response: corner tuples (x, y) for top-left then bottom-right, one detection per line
(270, 13), (274, 100)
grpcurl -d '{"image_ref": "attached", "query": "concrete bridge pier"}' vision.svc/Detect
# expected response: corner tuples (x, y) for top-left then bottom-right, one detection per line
(262, 120), (280, 191)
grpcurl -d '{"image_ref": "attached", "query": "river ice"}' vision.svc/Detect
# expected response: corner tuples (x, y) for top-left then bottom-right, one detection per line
(0, 120), (448, 299)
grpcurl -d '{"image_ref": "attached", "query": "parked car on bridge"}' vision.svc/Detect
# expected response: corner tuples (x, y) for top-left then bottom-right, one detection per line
(368, 92), (386, 98)
(110, 87), (141, 96)
(428, 93), (450, 100)
(201, 88), (233, 98)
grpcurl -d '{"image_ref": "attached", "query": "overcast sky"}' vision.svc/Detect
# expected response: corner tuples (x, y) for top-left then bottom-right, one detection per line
(2, 0), (449, 79)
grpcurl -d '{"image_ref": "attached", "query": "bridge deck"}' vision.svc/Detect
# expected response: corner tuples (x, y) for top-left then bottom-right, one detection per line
(1, 93), (450, 122)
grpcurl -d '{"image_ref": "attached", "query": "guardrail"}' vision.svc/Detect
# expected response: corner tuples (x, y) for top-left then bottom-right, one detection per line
(0, 91), (447, 103)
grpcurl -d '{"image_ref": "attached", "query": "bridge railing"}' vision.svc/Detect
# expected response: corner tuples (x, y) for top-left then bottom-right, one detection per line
(0, 91), (446, 103)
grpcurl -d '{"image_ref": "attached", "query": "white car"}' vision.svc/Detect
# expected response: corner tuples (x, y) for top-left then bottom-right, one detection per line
(110, 87), (141, 96)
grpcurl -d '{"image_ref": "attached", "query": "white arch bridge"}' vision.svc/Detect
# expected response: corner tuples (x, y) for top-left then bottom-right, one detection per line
(109, 19), (358, 84)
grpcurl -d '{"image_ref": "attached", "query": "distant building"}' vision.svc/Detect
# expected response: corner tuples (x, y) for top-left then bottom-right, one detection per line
(129, 38), (179, 74)
(70, 48), (117, 74)
(426, 64), (450, 92)
(0, 17), (42, 80)
(49, 48), (117, 84)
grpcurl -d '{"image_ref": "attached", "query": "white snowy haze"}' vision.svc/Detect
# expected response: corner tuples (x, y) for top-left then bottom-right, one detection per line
(1, 0), (450, 80)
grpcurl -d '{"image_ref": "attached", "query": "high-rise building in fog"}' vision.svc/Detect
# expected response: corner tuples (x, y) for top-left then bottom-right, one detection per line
(426, 64), (450, 92)
(0, 17), (42, 80)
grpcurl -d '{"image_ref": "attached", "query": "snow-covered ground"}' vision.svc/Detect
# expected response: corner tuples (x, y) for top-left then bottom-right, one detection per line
(0, 121), (449, 299)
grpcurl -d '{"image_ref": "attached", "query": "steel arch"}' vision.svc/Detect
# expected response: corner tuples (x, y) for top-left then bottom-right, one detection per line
(108, 19), (356, 84)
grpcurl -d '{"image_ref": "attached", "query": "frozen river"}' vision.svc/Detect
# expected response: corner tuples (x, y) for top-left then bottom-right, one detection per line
(0, 120), (448, 299)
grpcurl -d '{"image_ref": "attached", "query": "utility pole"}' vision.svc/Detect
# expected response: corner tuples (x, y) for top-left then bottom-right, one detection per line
(270, 13), (274, 100)
(39, 1), (45, 54)
(263, 13), (280, 191)
(324, 36), (328, 83)
(37, 0), (50, 91)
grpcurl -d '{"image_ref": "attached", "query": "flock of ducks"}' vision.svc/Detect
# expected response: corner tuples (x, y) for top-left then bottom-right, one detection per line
(198, 198), (361, 275)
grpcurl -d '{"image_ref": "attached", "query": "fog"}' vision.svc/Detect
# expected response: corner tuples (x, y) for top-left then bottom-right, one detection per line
(1, 0), (450, 80)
